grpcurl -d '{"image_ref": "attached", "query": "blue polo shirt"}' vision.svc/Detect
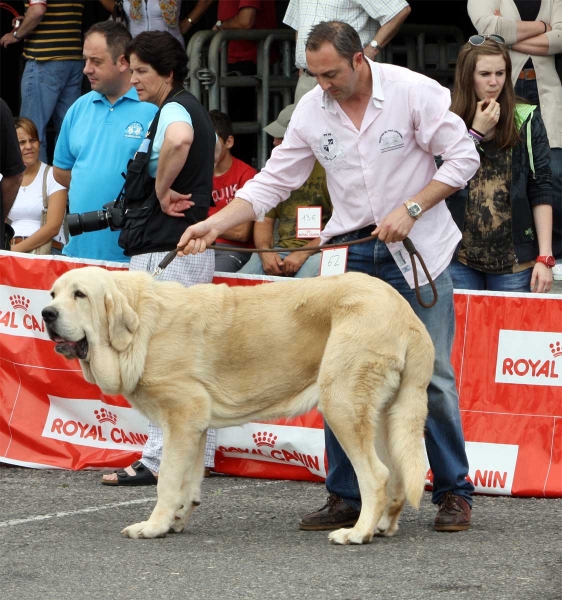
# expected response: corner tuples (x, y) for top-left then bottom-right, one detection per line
(54, 88), (157, 262)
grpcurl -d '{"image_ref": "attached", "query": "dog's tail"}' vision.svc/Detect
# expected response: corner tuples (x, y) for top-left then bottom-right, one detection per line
(386, 329), (434, 509)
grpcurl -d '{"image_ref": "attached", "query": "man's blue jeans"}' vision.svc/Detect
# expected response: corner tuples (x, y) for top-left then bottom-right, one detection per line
(324, 228), (474, 508)
(20, 59), (83, 163)
(238, 249), (321, 278)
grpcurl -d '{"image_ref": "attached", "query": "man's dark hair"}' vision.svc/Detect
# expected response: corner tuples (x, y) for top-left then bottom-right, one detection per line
(305, 21), (363, 67)
(125, 31), (188, 86)
(85, 21), (132, 64)
(208, 110), (233, 142)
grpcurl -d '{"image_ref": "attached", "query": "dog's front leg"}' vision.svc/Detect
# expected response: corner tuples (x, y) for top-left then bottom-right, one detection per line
(170, 430), (207, 533)
(121, 422), (202, 539)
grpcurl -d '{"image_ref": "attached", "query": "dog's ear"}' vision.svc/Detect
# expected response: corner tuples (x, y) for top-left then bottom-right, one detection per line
(104, 288), (139, 351)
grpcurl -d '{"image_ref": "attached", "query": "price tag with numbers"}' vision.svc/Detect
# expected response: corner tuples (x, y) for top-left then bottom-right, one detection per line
(320, 246), (348, 276)
(296, 206), (322, 238)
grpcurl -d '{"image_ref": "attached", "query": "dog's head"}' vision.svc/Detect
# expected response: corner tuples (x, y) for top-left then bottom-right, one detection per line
(42, 267), (140, 393)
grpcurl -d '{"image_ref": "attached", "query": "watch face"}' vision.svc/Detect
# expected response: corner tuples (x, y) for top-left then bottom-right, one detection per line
(538, 256), (556, 267)
(408, 203), (421, 218)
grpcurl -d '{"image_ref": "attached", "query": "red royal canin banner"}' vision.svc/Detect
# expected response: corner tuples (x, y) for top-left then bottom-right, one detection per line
(1, 252), (561, 496)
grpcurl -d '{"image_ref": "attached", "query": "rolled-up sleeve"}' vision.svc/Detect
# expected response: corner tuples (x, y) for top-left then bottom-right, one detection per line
(409, 78), (480, 189)
(467, 0), (519, 45)
(235, 106), (317, 220)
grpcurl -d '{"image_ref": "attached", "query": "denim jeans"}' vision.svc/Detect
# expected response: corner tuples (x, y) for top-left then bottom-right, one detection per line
(515, 78), (562, 258)
(238, 248), (322, 278)
(20, 59), (83, 163)
(450, 259), (532, 292)
(324, 228), (474, 508)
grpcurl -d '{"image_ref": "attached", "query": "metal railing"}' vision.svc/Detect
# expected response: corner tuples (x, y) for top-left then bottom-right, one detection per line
(186, 25), (465, 168)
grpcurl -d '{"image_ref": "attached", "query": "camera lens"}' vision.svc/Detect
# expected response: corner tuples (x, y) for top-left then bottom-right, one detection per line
(67, 210), (110, 236)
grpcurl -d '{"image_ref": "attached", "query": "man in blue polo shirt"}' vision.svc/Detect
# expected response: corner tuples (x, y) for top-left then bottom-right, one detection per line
(54, 21), (157, 262)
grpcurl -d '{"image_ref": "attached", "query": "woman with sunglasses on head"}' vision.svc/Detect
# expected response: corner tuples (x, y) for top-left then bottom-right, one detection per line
(445, 36), (554, 293)
(468, 0), (562, 278)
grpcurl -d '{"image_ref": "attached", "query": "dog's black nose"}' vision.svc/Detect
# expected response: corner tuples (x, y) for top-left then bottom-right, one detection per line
(42, 306), (59, 324)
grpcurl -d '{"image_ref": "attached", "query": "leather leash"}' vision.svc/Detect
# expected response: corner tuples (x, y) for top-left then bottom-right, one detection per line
(153, 235), (438, 309)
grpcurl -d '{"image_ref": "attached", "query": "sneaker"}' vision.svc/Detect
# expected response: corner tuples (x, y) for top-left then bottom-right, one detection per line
(552, 263), (562, 281)
(299, 494), (360, 531)
(434, 492), (471, 532)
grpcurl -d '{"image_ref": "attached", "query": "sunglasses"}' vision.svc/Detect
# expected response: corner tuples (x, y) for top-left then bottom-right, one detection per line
(469, 34), (506, 46)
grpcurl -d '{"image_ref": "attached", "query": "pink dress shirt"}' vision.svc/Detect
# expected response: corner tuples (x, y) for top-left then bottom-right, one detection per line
(236, 60), (481, 288)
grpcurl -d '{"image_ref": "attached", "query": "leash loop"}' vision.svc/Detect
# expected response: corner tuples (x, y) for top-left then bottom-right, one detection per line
(153, 234), (438, 308)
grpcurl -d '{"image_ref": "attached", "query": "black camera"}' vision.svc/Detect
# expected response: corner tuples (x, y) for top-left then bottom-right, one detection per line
(67, 201), (127, 236)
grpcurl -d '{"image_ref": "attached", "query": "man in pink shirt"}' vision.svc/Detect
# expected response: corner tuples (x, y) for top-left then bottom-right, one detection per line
(179, 21), (480, 532)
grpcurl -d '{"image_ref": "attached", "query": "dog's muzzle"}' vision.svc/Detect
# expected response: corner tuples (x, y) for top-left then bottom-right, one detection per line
(42, 306), (89, 360)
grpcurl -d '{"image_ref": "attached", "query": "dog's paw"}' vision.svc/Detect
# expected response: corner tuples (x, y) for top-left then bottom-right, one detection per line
(121, 520), (169, 539)
(329, 527), (373, 545)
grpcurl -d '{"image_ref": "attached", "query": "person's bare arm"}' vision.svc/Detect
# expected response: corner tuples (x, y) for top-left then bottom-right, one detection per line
(155, 122), (195, 217)
(2, 172), (23, 216)
(253, 216), (283, 276)
(0, 3), (46, 47)
(281, 237), (321, 276)
(180, 0), (214, 34)
(363, 5), (411, 60)
(53, 167), (71, 190)
(10, 189), (67, 253)
(215, 7), (257, 30)
(97, 0), (115, 13)
(529, 204), (553, 293)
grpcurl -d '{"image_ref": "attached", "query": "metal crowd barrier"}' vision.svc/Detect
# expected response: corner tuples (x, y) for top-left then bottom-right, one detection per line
(186, 25), (465, 168)
(186, 29), (297, 168)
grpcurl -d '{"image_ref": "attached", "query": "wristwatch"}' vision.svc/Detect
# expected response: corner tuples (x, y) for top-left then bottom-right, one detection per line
(404, 200), (422, 220)
(215, 20), (222, 30)
(369, 39), (379, 50)
(13, 30), (20, 39)
(536, 255), (556, 268)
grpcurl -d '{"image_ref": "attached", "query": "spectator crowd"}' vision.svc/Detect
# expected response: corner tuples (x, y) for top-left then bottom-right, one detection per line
(1, 0), (561, 535)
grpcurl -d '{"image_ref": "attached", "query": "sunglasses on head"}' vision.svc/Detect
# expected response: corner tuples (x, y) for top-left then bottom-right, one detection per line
(469, 34), (506, 46)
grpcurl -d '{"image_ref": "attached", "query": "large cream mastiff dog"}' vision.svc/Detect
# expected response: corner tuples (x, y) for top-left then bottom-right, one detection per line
(42, 267), (434, 544)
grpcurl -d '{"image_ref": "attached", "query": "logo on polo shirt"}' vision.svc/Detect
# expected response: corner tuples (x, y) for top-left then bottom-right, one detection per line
(317, 132), (345, 165)
(379, 129), (404, 153)
(124, 122), (144, 139)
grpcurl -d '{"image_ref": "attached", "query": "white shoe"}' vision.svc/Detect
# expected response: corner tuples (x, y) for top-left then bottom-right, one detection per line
(553, 263), (562, 281)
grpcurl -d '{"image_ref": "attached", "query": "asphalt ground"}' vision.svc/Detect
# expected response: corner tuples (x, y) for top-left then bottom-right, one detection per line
(1, 466), (560, 600)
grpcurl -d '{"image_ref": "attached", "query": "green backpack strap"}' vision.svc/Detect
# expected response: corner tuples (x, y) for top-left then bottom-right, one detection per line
(514, 103), (538, 178)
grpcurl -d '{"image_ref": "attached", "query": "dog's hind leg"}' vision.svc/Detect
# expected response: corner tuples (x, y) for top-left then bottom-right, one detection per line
(121, 416), (205, 539)
(321, 360), (400, 545)
(373, 418), (406, 537)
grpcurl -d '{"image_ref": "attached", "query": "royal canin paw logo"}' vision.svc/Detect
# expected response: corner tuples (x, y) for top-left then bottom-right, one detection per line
(10, 295), (30, 311)
(550, 341), (562, 358)
(252, 431), (277, 448)
(94, 408), (117, 425)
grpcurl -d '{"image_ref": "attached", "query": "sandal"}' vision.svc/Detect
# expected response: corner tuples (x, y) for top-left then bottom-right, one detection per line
(101, 460), (158, 486)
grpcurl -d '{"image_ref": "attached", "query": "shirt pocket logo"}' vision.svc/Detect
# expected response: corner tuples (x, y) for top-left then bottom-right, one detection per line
(124, 122), (144, 139)
(379, 129), (404, 153)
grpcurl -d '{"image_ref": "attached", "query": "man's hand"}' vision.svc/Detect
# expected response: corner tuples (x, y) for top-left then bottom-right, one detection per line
(373, 205), (415, 243)
(158, 190), (194, 217)
(363, 44), (379, 61)
(177, 220), (220, 255)
(0, 31), (20, 48)
(261, 252), (284, 276)
(281, 251), (308, 276)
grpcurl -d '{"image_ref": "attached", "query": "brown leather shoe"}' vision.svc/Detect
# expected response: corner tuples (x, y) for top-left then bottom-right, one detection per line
(434, 492), (471, 532)
(299, 494), (360, 531)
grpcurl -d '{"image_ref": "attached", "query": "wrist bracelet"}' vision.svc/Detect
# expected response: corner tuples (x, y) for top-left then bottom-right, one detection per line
(468, 132), (481, 146)
(540, 20), (547, 33)
(468, 128), (484, 141)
